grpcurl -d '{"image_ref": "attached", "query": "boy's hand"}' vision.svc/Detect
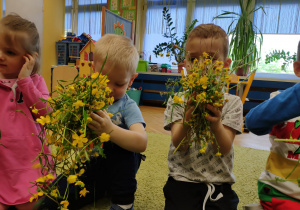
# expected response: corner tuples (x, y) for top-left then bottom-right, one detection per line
(205, 104), (223, 132)
(18, 53), (37, 80)
(88, 109), (115, 135)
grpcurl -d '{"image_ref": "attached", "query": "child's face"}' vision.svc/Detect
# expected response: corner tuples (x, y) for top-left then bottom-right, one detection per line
(94, 60), (136, 102)
(0, 31), (28, 79)
(185, 37), (230, 72)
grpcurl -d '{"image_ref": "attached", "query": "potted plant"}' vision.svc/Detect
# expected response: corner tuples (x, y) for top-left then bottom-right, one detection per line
(213, 0), (265, 76)
(265, 49), (297, 72)
(153, 7), (198, 72)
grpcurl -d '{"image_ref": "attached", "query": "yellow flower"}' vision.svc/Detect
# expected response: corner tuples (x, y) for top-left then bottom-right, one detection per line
(78, 169), (85, 176)
(91, 72), (100, 79)
(108, 96), (114, 105)
(215, 152), (222, 157)
(72, 133), (88, 148)
(80, 188), (90, 197)
(46, 174), (55, 180)
(203, 52), (209, 58)
(67, 175), (77, 184)
(36, 115), (51, 125)
(32, 162), (41, 169)
(60, 200), (69, 208)
(108, 113), (114, 118)
(32, 107), (39, 114)
(200, 147), (206, 153)
(36, 176), (46, 183)
(75, 181), (85, 187)
(50, 189), (58, 198)
(99, 133), (110, 143)
(68, 84), (75, 92)
(173, 96), (184, 104)
(166, 52), (171, 57)
(86, 117), (93, 123)
(73, 100), (85, 109)
(159, 52), (164, 57)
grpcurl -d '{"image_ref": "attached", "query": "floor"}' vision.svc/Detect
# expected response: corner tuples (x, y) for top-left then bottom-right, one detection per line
(139, 105), (271, 151)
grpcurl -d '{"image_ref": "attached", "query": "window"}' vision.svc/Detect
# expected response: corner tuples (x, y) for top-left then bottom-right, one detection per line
(194, 0), (241, 33)
(254, 0), (300, 74)
(65, 0), (107, 41)
(143, 0), (187, 65)
(2, 0), (5, 16)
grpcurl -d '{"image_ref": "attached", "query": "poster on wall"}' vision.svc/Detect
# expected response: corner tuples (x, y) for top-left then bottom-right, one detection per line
(122, 9), (136, 21)
(121, 0), (134, 9)
(109, 0), (119, 12)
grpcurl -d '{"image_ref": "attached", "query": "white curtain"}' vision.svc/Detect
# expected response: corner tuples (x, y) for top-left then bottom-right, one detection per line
(194, 0), (241, 33)
(65, 0), (107, 41)
(254, 0), (300, 34)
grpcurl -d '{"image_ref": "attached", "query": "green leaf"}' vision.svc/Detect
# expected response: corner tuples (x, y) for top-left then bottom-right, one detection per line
(294, 146), (300, 155)
(295, 120), (300, 129)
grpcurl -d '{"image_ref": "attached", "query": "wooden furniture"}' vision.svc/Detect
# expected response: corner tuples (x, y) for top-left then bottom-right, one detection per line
(50, 65), (79, 97)
(226, 72), (256, 104)
(132, 72), (298, 113)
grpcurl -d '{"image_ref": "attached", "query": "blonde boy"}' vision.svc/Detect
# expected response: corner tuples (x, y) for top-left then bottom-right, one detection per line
(39, 34), (147, 210)
(163, 24), (243, 210)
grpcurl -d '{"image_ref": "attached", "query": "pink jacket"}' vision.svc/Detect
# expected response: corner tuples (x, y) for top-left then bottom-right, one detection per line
(0, 74), (52, 205)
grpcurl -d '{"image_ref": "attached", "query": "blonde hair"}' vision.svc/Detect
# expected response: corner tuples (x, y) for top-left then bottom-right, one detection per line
(94, 34), (139, 76)
(187, 24), (229, 58)
(0, 13), (40, 74)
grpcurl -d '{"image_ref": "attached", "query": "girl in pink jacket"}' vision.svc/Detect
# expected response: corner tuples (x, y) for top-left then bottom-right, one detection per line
(0, 14), (51, 210)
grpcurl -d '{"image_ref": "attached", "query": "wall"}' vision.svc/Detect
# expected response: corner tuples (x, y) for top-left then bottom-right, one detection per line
(0, 0), (2, 18)
(42, 0), (65, 90)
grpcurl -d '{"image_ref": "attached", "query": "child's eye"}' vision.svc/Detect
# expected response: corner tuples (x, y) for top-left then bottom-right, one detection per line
(6, 51), (16, 55)
(116, 83), (125, 87)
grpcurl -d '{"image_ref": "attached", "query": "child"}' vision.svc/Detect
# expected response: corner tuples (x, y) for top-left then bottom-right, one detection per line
(38, 34), (147, 210)
(245, 41), (300, 209)
(0, 14), (51, 210)
(163, 24), (243, 210)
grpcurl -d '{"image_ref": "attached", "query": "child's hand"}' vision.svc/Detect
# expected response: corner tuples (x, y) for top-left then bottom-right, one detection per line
(205, 104), (223, 132)
(18, 53), (37, 80)
(185, 97), (195, 122)
(87, 109), (115, 136)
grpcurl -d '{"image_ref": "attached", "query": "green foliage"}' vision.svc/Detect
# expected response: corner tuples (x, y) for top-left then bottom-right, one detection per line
(153, 7), (198, 63)
(213, 0), (265, 75)
(265, 50), (296, 72)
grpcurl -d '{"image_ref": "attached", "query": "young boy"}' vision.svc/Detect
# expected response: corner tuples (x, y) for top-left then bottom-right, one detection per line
(38, 34), (147, 210)
(245, 41), (300, 209)
(163, 24), (243, 210)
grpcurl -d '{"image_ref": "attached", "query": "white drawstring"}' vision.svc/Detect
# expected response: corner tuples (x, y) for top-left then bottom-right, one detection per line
(202, 183), (224, 210)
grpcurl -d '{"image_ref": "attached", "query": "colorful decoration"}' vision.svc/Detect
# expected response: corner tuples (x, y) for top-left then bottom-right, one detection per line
(114, 21), (126, 35)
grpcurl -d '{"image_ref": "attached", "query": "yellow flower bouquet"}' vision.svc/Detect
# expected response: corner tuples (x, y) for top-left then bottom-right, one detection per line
(29, 68), (114, 208)
(167, 52), (234, 155)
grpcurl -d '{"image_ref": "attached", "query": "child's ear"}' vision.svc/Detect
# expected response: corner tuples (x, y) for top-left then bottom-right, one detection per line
(129, 73), (138, 86)
(294, 61), (300, 77)
(224, 58), (231, 68)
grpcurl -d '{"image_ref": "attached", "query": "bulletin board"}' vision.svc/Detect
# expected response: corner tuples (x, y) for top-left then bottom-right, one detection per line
(107, 0), (137, 21)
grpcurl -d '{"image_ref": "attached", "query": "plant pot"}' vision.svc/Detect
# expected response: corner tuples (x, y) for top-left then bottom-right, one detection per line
(178, 63), (184, 73)
(236, 65), (250, 76)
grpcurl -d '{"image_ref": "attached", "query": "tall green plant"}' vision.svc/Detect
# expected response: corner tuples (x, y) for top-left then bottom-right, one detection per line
(153, 7), (198, 64)
(213, 0), (265, 75)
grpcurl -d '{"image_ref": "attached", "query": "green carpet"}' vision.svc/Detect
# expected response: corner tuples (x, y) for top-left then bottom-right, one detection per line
(82, 132), (269, 210)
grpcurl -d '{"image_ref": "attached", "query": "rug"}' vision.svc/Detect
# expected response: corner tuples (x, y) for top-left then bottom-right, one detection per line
(82, 132), (269, 210)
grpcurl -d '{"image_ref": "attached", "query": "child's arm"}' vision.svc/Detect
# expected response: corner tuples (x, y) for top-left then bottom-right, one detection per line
(205, 104), (236, 155)
(88, 110), (147, 153)
(16, 53), (50, 117)
(245, 83), (300, 135)
(170, 99), (194, 150)
(17, 76), (50, 117)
